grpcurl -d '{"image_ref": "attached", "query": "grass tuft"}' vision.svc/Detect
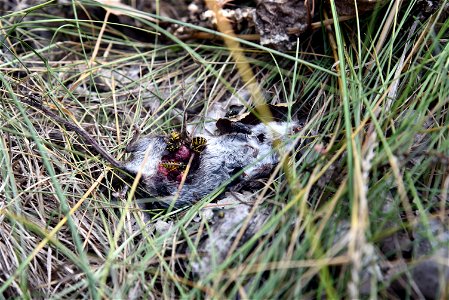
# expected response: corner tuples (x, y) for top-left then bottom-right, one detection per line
(1, 0), (448, 298)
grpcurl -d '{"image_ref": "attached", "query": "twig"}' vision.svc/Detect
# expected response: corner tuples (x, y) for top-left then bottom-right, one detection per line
(180, 15), (355, 41)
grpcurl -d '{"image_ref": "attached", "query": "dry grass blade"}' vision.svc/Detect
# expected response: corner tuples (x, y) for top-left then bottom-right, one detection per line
(1, 0), (448, 299)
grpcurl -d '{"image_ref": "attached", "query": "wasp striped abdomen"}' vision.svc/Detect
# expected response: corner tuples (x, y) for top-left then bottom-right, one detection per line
(191, 136), (207, 154)
(160, 160), (186, 171)
(166, 131), (181, 152)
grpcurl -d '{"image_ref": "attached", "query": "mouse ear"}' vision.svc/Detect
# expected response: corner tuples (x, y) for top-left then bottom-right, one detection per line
(216, 118), (233, 133)
(216, 119), (252, 135)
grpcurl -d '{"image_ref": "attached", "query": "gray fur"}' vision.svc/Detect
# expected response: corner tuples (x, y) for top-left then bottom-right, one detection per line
(123, 121), (298, 207)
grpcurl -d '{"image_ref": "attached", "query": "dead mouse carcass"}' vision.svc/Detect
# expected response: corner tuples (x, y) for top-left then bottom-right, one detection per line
(23, 99), (300, 208)
(126, 120), (299, 207)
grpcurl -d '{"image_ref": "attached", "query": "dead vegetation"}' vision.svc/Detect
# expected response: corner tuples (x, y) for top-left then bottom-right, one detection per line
(1, 0), (449, 299)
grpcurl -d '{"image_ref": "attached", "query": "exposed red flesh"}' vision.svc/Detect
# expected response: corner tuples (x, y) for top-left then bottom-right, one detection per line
(175, 145), (192, 161)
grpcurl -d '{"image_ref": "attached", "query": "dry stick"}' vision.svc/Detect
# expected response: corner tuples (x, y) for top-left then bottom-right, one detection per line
(90, 10), (110, 66)
(181, 15), (355, 41)
(374, 0), (404, 56)
(363, 0), (403, 77)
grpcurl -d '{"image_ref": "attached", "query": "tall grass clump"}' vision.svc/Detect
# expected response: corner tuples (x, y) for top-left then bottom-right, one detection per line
(0, 0), (448, 298)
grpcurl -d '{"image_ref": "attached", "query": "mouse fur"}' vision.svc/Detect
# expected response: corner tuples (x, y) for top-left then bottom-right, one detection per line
(124, 122), (298, 207)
